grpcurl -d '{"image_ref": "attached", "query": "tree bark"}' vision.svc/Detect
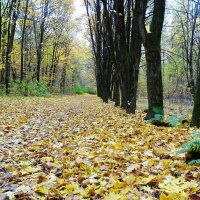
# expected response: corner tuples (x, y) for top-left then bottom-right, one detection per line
(191, 73), (200, 127)
(5, 0), (20, 95)
(20, 0), (29, 82)
(145, 33), (164, 118)
(36, 0), (49, 82)
(191, 38), (200, 128)
(137, 0), (165, 119)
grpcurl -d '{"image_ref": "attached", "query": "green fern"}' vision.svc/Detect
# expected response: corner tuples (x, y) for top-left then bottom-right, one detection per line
(188, 159), (200, 165)
(191, 130), (200, 139)
(177, 130), (200, 165)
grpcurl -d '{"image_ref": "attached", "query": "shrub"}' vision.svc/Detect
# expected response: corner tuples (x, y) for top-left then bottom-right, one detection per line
(10, 81), (50, 97)
(49, 85), (61, 94)
(85, 87), (97, 95)
(177, 130), (200, 165)
(64, 87), (76, 95)
(74, 85), (86, 95)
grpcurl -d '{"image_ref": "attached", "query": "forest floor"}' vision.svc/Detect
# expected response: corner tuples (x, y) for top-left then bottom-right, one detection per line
(0, 95), (199, 200)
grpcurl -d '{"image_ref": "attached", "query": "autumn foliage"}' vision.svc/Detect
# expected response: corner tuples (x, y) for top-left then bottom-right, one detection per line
(0, 95), (199, 199)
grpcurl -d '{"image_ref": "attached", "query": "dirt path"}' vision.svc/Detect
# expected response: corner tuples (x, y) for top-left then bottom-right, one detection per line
(0, 95), (199, 199)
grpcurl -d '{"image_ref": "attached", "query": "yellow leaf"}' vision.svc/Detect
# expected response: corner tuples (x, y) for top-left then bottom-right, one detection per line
(103, 192), (127, 200)
(100, 180), (107, 186)
(65, 184), (79, 191)
(160, 192), (187, 200)
(25, 166), (38, 173)
(148, 158), (157, 166)
(160, 193), (171, 200)
(161, 160), (172, 168)
(19, 162), (28, 168)
(125, 164), (140, 173)
(113, 181), (125, 189)
(41, 157), (53, 162)
(113, 142), (122, 150)
(140, 175), (156, 185)
(28, 145), (40, 151)
(34, 184), (49, 195)
(124, 174), (135, 185)
(56, 178), (66, 186)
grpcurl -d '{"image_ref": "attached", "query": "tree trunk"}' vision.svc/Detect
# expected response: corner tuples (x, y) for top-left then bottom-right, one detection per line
(191, 39), (200, 128)
(60, 63), (66, 94)
(36, 0), (49, 82)
(191, 74), (200, 127)
(137, 0), (165, 119)
(145, 34), (164, 118)
(0, 0), (2, 52)
(5, 0), (20, 95)
(20, 0), (29, 82)
(113, 78), (120, 106)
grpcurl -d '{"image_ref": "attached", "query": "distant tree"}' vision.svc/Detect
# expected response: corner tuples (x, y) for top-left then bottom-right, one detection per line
(0, 0), (82, 95)
(167, 0), (200, 99)
(5, 0), (21, 94)
(34, 0), (50, 82)
(20, 0), (29, 82)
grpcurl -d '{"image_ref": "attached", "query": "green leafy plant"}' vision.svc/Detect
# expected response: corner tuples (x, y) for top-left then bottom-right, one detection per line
(9, 81), (50, 97)
(151, 106), (163, 115)
(146, 114), (190, 127)
(85, 87), (97, 95)
(64, 87), (76, 95)
(146, 114), (164, 123)
(177, 130), (200, 165)
(74, 85), (86, 95)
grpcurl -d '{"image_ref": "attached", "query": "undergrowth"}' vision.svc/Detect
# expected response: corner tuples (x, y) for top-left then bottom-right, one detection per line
(0, 82), (97, 96)
(177, 130), (200, 165)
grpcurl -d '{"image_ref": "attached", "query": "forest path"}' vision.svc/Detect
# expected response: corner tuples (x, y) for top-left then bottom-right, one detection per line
(0, 95), (199, 199)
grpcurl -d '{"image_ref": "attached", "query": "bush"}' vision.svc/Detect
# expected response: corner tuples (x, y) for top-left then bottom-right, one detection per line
(64, 87), (75, 95)
(74, 85), (86, 95)
(73, 86), (97, 95)
(85, 87), (97, 95)
(49, 85), (61, 94)
(0, 86), (5, 96)
(10, 81), (50, 97)
(1, 82), (97, 96)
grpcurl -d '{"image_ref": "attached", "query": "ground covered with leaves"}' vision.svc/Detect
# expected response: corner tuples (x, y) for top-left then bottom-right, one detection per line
(0, 95), (199, 200)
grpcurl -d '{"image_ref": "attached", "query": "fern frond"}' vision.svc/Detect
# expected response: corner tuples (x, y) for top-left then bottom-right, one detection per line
(180, 139), (200, 152)
(188, 159), (200, 165)
(191, 130), (200, 139)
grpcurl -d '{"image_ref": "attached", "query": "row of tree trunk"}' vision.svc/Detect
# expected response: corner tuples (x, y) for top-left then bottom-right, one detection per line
(85, 0), (165, 119)
(85, 0), (200, 127)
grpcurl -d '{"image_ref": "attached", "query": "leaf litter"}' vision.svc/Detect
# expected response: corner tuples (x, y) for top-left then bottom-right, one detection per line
(0, 95), (199, 200)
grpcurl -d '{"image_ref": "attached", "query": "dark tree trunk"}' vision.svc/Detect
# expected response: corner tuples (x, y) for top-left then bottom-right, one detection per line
(48, 43), (56, 86)
(137, 0), (165, 119)
(96, 0), (103, 99)
(145, 34), (163, 118)
(20, 0), (29, 82)
(191, 74), (200, 127)
(127, 2), (142, 113)
(0, 0), (2, 51)
(114, 0), (129, 110)
(191, 39), (200, 128)
(113, 77), (120, 107)
(85, 0), (142, 112)
(36, 0), (49, 82)
(52, 62), (57, 86)
(5, 0), (20, 95)
(60, 64), (66, 94)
